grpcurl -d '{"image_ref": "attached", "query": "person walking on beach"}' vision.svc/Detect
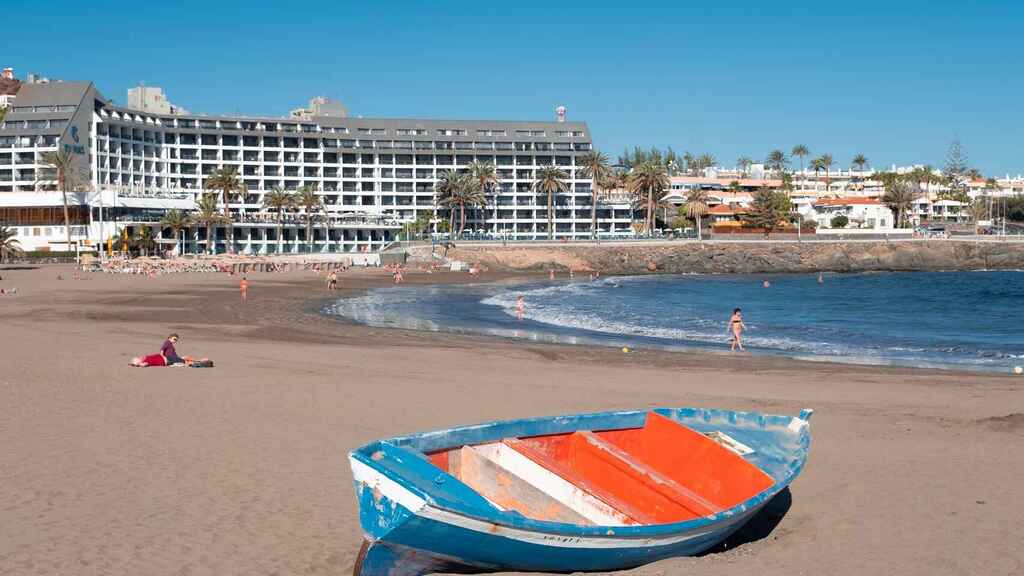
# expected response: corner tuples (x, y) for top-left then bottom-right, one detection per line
(327, 271), (338, 290)
(516, 295), (525, 321)
(729, 308), (746, 352)
(239, 276), (249, 303)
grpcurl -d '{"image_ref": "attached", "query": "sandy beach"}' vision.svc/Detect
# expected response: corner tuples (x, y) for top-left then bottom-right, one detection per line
(0, 264), (1021, 576)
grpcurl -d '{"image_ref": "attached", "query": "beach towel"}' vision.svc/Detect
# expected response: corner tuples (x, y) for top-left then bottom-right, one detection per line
(137, 354), (166, 367)
(189, 360), (215, 368)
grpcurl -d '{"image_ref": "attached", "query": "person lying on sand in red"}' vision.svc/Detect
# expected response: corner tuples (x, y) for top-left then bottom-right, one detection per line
(130, 333), (212, 367)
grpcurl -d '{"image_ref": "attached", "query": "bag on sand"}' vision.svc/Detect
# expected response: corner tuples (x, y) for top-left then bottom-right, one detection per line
(190, 360), (215, 368)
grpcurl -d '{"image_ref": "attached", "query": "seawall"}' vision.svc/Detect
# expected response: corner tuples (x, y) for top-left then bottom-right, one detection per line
(405, 240), (1024, 274)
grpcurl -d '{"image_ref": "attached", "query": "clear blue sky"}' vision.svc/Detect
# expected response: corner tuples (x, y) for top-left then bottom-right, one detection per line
(6, 0), (1022, 175)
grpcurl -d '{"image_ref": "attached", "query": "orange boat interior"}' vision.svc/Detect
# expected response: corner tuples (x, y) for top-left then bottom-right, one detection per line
(425, 412), (775, 525)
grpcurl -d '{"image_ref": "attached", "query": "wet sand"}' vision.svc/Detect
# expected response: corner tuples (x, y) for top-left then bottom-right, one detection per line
(0, 264), (1021, 576)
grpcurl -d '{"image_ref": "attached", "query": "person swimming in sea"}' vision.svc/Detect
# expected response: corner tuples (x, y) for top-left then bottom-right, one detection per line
(729, 308), (746, 352)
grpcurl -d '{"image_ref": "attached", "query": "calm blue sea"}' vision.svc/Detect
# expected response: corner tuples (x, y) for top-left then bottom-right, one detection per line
(325, 271), (1024, 373)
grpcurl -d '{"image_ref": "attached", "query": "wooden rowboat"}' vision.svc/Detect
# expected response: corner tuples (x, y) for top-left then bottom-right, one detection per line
(349, 407), (813, 576)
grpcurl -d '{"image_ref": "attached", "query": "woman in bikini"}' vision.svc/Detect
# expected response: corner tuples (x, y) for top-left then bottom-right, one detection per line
(729, 308), (746, 352)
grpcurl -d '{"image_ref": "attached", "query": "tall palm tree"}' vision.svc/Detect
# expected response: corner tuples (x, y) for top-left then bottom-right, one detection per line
(818, 154), (834, 194)
(468, 161), (499, 232)
(262, 187), (294, 254)
(38, 149), (82, 258)
(205, 167), (245, 253)
(810, 157), (825, 190)
(190, 193), (227, 255)
(294, 185), (323, 253)
(765, 150), (788, 178)
(696, 153), (717, 174)
(791, 145), (810, 174)
(684, 188), (710, 241)
(532, 167), (569, 240)
(852, 154), (868, 173)
(435, 170), (484, 236)
(736, 156), (753, 178)
(576, 150), (612, 239)
(160, 209), (189, 256)
(627, 161), (670, 234)
(791, 145), (809, 190)
(0, 225), (24, 263)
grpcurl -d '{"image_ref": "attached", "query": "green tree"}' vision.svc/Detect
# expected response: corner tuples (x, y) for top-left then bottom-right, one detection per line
(37, 149), (83, 260)
(189, 193), (227, 255)
(576, 150), (612, 239)
(532, 167), (570, 240)
(436, 170), (485, 236)
(818, 154), (834, 194)
(736, 156), (753, 178)
(852, 154), (868, 172)
(791, 145), (809, 189)
(132, 225), (157, 257)
(294, 185), (323, 253)
(467, 161), (499, 231)
(205, 167), (245, 253)
(765, 150), (788, 178)
(744, 188), (791, 237)
(160, 209), (189, 256)
(830, 214), (849, 229)
(683, 188), (710, 241)
(628, 161), (670, 234)
(262, 187), (294, 253)
(943, 140), (969, 200)
(0, 225), (24, 263)
(881, 177), (920, 228)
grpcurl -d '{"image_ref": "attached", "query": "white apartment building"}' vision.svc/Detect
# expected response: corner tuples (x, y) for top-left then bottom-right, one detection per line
(0, 80), (632, 254)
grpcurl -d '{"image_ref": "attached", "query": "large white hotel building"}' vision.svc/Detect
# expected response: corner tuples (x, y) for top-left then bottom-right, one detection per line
(0, 78), (633, 254)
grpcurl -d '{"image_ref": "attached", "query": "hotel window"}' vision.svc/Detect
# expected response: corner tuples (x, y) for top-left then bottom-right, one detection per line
(572, 131), (584, 137)
(198, 120), (217, 130)
(555, 131), (570, 137)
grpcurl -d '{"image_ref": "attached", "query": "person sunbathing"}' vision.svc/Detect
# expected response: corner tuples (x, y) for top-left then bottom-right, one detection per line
(130, 333), (211, 367)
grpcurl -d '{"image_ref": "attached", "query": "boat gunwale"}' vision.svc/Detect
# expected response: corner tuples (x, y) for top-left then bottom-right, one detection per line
(350, 406), (811, 538)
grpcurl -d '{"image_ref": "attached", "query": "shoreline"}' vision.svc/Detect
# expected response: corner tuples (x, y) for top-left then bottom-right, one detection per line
(1, 264), (1021, 576)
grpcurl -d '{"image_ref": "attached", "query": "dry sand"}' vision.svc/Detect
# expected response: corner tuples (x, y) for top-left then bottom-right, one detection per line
(0, 264), (1021, 576)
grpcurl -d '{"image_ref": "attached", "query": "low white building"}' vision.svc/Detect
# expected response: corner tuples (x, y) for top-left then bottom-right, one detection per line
(810, 198), (895, 231)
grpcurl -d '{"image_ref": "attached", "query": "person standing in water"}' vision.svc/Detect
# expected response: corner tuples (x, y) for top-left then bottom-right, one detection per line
(239, 276), (249, 303)
(729, 308), (746, 351)
(817, 272), (824, 284)
(515, 295), (525, 321)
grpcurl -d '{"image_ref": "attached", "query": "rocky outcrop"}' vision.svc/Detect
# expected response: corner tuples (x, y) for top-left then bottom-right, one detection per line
(406, 241), (1024, 274)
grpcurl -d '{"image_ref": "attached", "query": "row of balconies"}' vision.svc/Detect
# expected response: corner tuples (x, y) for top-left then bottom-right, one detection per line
(94, 147), (583, 166)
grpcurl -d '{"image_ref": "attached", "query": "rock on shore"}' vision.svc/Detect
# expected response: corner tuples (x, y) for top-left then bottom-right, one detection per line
(407, 240), (1024, 274)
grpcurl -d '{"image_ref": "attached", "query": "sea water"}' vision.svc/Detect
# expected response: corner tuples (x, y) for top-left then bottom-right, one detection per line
(326, 271), (1024, 373)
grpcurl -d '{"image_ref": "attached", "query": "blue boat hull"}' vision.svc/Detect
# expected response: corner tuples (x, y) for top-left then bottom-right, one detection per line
(350, 407), (812, 576)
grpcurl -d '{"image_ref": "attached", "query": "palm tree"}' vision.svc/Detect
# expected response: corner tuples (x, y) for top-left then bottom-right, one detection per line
(0, 225), (24, 263)
(132, 225), (157, 257)
(818, 154), (834, 194)
(791, 145), (809, 190)
(294, 185), (323, 253)
(765, 150), (788, 178)
(696, 153), (717, 175)
(628, 161), (670, 234)
(160, 209), (189, 256)
(576, 150), (612, 239)
(736, 157), (753, 178)
(38, 149), (82, 258)
(532, 167), (569, 240)
(881, 178), (920, 229)
(190, 193), (227, 255)
(262, 187), (294, 254)
(791, 145), (810, 174)
(205, 167), (245, 253)
(468, 161), (499, 233)
(435, 170), (485, 236)
(684, 188), (710, 241)
(852, 154), (868, 173)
